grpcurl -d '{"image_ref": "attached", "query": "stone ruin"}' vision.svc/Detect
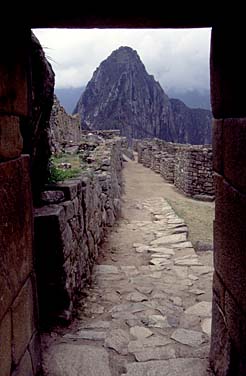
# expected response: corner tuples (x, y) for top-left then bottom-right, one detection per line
(2, 19), (246, 376)
(134, 138), (214, 201)
(49, 95), (82, 153)
(35, 130), (125, 326)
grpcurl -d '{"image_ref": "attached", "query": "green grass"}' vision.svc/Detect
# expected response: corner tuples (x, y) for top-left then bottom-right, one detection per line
(48, 165), (82, 183)
(48, 153), (85, 183)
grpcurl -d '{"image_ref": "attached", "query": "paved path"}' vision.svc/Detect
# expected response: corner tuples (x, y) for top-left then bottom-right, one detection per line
(42, 159), (213, 376)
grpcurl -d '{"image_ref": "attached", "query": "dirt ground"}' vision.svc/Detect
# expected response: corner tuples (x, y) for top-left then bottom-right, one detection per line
(42, 156), (213, 376)
(123, 157), (214, 247)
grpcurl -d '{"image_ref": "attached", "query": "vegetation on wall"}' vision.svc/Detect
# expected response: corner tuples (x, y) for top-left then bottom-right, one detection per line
(48, 153), (84, 183)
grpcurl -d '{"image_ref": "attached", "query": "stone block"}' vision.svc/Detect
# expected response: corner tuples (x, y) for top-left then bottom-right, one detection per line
(212, 118), (223, 174)
(224, 291), (246, 361)
(73, 197), (79, 215)
(0, 156), (33, 321)
(210, 296), (235, 375)
(223, 118), (246, 192)
(0, 30), (28, 116)
(34, 205), (70, 325)
(63, 200), (75, 221)
(28, 332), (42, 375)
(0, 311), (11, 376)
(210, 26), (246, 118)
(61, 224), (73, 258)
(12, 278), (35, 365)
(40, 190), (65, 204)
(212, 271), (225, 312)
(0, 115), (23, 161)
(214, 174), (246, 312)
(55, 181), (78, 200)
(12, 351), (34, 376)
(34, 204), (66, 235)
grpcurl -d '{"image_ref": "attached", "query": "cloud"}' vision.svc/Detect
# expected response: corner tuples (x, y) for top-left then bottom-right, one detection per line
(33, 28), (211, 92)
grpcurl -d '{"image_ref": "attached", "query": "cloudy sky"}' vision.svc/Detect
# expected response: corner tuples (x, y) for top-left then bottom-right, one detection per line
(33, 28), (211, 92)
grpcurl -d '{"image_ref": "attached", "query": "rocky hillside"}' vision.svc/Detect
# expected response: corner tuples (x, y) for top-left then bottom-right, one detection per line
(170, 99), (212, 145)
(74, 46), (212, 144)
(49, 95), (81, 151)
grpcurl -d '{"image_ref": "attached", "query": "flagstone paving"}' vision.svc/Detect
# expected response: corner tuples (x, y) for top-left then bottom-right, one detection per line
(42, 159), (213, 376)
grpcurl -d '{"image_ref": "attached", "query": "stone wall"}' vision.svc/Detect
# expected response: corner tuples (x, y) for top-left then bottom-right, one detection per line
(49, 95), (81, 152)
(135, 138), (214, 199)
(81, 129), (121, 139)
(209, 25), (246, 375)
(34, 136), (123, 326)
(0, 157), (42, 376)
(20, 32), (54, 206)
(0, 31), (42, 376)
(174, 146), (214, 199)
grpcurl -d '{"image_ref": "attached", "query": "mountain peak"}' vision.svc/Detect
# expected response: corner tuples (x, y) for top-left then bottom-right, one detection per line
(110, 46), (138, 58)
(73, 47), (212, 144)
(101, 46), (142, 68)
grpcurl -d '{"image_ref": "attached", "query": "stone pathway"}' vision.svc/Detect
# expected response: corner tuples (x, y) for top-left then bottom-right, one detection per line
(42, 159), (213, 376)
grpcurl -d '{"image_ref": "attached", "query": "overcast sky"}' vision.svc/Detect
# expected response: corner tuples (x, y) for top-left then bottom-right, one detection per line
(33, 28), (211, 92)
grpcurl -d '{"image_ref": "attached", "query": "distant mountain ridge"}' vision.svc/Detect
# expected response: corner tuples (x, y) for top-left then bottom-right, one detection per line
(73, 46), (212, 144)
(167, 88), (211, 111)
(55, 87), (84, 114)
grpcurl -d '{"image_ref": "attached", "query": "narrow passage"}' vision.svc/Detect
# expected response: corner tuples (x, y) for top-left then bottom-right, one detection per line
(43, 158), (213, 376)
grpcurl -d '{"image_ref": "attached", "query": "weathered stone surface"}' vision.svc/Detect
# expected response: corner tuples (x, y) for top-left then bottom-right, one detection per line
(171, 329), (206, 347)
(133, 346), (176, 361)
(190, 266), (213, 275)
(123, 358), (207, 376)
(184, 301), (212, 317)
(0, 115), (23, 160)
(201, 318), (212, 336)
(212, 119), (223, 174)
(149, 247), (175, 255)
(28, 332), (42, 375)
(135, 245), (150, 253)
(50, 95), (81, 152)
(110, 303), (147, 314)
(104, 329), (130, 354)
(95, 265), (119, 274)
(0, 31), (28, 116)
(146, 314), (171, 329)
(12, 278), (35, 364)
(150, 258), (171, 266)
(214, 173), (246, 313)
(150, 233), (187, 246)
(169, 297), (182, 306)
(20, 32), (54, 205)
(40, 190), (65, 204)
(0, 312), (11, 376)
(12, 351), (34, 376)
(126, 292), (148, 302)
(81, 321), (110, 329)
(222, 118), (246, 192)
(128, 336), (171, 354)
(174, 256), (201, 266)
(210, 25), (246, 118)
(0, 157), (33, 321)
(136, 286), (153, 294)
(210, 297), (235, 376)
(189, 289), (205, 295)
(43, 344), (111, 376)
(65, 330), (107, 341)
(130, 326), (153, 339)
(103, 292), (121, 303)
(172, 241), (193, 249)
(173, 266), (188, 279)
